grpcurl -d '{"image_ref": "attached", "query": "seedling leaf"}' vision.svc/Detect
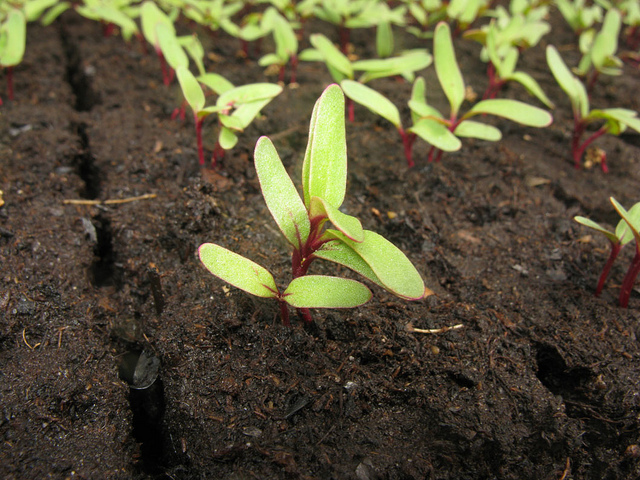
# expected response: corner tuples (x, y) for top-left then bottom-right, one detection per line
(254, 137), (310, 249)
(176, 66), (205, 114)
(326, 229), (426, 300)
(434, 22), (465, 117)
(302, 84), (347, 208)
(283, 275), (372, 309)
(340, 80), (401, 128)
(454, 120), (502, 141)
(198, 243), (278, 298)
(409, 119), (462, 152)
(309, 196), (364, 242)
(465, 99), (553, 127)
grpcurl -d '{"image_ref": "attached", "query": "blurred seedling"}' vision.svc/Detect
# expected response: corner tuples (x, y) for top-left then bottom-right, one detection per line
(0, 8), (26, 104)
(199, 84), (427, 325)
(575, 198), (640, 307)
(176, 65), (282, 166)
(546, 44), (640, 171)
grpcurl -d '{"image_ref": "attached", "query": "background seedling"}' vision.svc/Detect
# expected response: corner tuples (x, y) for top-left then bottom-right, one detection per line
(546, 44), (640, 171)
(199, 84), (426, 325)
(176, 66), (282, 166)
(0, 7), (26, 104)
(405, 22), (552, 163)
(258, 7), (299, 84)
(610, 198), (640, 307)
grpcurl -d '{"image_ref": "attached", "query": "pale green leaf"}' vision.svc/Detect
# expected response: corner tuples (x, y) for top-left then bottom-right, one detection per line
(434, 22), (465, 116)
(198, 243), (278, 298)
(574, 216), (624, 244)
(309, 196), (364, 242)
(176, 66), (205, 114)
(314, 240), (385, 288)
(611, 198), (640, 244)
(465, 99), (553, 127)
(326, 230), (426, 300)
(409, 119), (462, 152)
(340, 80), (401, 128)
(217, 83), (283, 109)
(302, 84), (348, 208)
(376, 20), (394, 58)
(454, 120), (502, 141)
(309, 33), (353, 78)
(0, 9), (26, 67)
(507, 71), (554, 108)
(198, 73), (235, 95)
(219, 127), (238, 149)
(283, 276), (372, 308)
(254, 137), (310, 249)
(546, 45), (589, 118)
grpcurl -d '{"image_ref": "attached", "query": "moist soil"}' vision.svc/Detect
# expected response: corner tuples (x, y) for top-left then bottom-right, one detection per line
(2, 10), (640, 480)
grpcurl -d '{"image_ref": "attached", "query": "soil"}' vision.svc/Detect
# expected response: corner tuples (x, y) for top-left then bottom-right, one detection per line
(2, 9), (640, 480)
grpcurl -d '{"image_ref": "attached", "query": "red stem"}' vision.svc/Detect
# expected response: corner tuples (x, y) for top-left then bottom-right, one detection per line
(290, 55), (298, 85)
(339, 25), (350, 54)
(619, 248), (640, 308)
(595, 241), (622, 296)
(572, 117), (608, 169)
(279, 300), (290, 326)
(347, 98), (355, 122)
(194, 115), (205, 166)
(6, 66), (14, 101)
(399, 128), (416, 167)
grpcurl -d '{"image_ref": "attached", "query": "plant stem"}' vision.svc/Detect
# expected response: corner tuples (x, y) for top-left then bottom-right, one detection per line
(619, 247), (640, 308)
(399, 128), (417, 167)
(194, 115), (204, 166)
(298, 308), (313, 324)
(339, 25), (350, 54)
(572, 117), (608, 170)
(279, 300), (290, 326)
(6, 66), (14, 101)
(347, 98), (354, 122)
(290, 55), (298, 85)
(595, 241), (622, 296)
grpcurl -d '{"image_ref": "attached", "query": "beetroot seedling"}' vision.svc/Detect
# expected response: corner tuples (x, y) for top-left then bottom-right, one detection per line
(610, 198), (640, 307)
(258, 7), (299, 84)
(176, 66), (282, 166)
(547, 44), (640, 171)
(404, 22), (552, 164)
(140, 1), (179, 86)
(199, 84), (426, 325)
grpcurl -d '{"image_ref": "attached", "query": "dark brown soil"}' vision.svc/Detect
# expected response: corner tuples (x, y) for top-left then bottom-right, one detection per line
(2, 10), (640, 480)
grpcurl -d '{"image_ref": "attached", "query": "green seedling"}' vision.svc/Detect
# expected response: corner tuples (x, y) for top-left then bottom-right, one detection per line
(575, 198), (640, 307)
(555, 0), (603, 34)
(402, 0), (447, 39)
(141, 0), (180, 85)
(176, 66), (282, 166)
(299, 33), (431, 120)
(0, 8), (26, 104)
(575, 8), (623, 93)
(446, 0), (490, 33)
(546, 44), (640, 171)
(311, 0), (406, 54)
(199, 84), (427, 325)
(404, 22), (552, 163)
(611, 198), (640, 307)
(221, 8), (272, 58)
(465, 19), (552, 105)
(76, 0), (141, 41)
(180, 0), (244, 34)
(258, 7), (299, 84)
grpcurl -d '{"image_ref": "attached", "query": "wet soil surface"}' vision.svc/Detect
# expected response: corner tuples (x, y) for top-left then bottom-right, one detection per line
(2, 10), (640, 480)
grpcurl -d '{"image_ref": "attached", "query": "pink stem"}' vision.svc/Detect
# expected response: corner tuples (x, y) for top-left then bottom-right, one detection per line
(290, 55), (298, 84)
(6, 66), (14, 101)
(572, 120), (608, 170)
(347, 98), (355, 122)
(298, 308), (313, 324)
(399, 128), (416, 167)
(595, 241), (622, 296)
(212, 142), (225, 167)
(619, 248), (640, 308)
(194, 115), (205, 166)
(279, 300), (290, 326)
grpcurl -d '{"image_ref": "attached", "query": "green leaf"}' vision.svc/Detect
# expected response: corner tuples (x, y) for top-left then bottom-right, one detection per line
(140, 0), (174, 47)
(217, 83), (283, 109)
(465, 99), (553, 127)
(574, 216), (624, 245)
(340, 80), (401, 128)
(283, 275), (372, 309)
(325, 229), (426, 300)
(590, 108), (640, 134)
(230, 97), (276, 129)
(219, 114), (245, 131)
(592, 8), (621, 72)
(410, 76), (427, 125)
(314, 240), (386, 288)
(434, 21), (465, 116)
(354, 49), (432, 83)
(454, 120), (502, 141)
(179, 34), (206, 76)
(254, 137), (310, 249)
(258, 53), (282, 67)
(309, 196), (364, 242)
(507, 71), (554, 108)
(176, 66), (205, 114)
(218, 127), (238, 150)
(0, 9), (26, 67)
(409, 119), (462, 152)
(309, 33), (353, 78)
(611, 198), (640, 244)
(376, 20), (394, 58)
(302, 84), (348, 208)
(546, 45), (589, 118)
(198, 243), (278, 298)
(198, 73), (235, 95)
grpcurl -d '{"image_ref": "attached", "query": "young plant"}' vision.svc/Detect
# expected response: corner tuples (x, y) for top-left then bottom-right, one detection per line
(554, 0), (603, 34)
(198, 84), (427, 325)
(0, 8), (26, 104)
(575, 198), (640, 307)
(258, 7), (299, 84)
(176, 66), (282, 166)
(574, 8), (623, 93)
(402, 0), (447, 39)
(140, 0), (180, 85)
(299, 33), (431, 120)
(405, 22), (552, 163)
(546, 44), (640, 171)
(611, 198), (640, 307)
(446, 0), (490, 33)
